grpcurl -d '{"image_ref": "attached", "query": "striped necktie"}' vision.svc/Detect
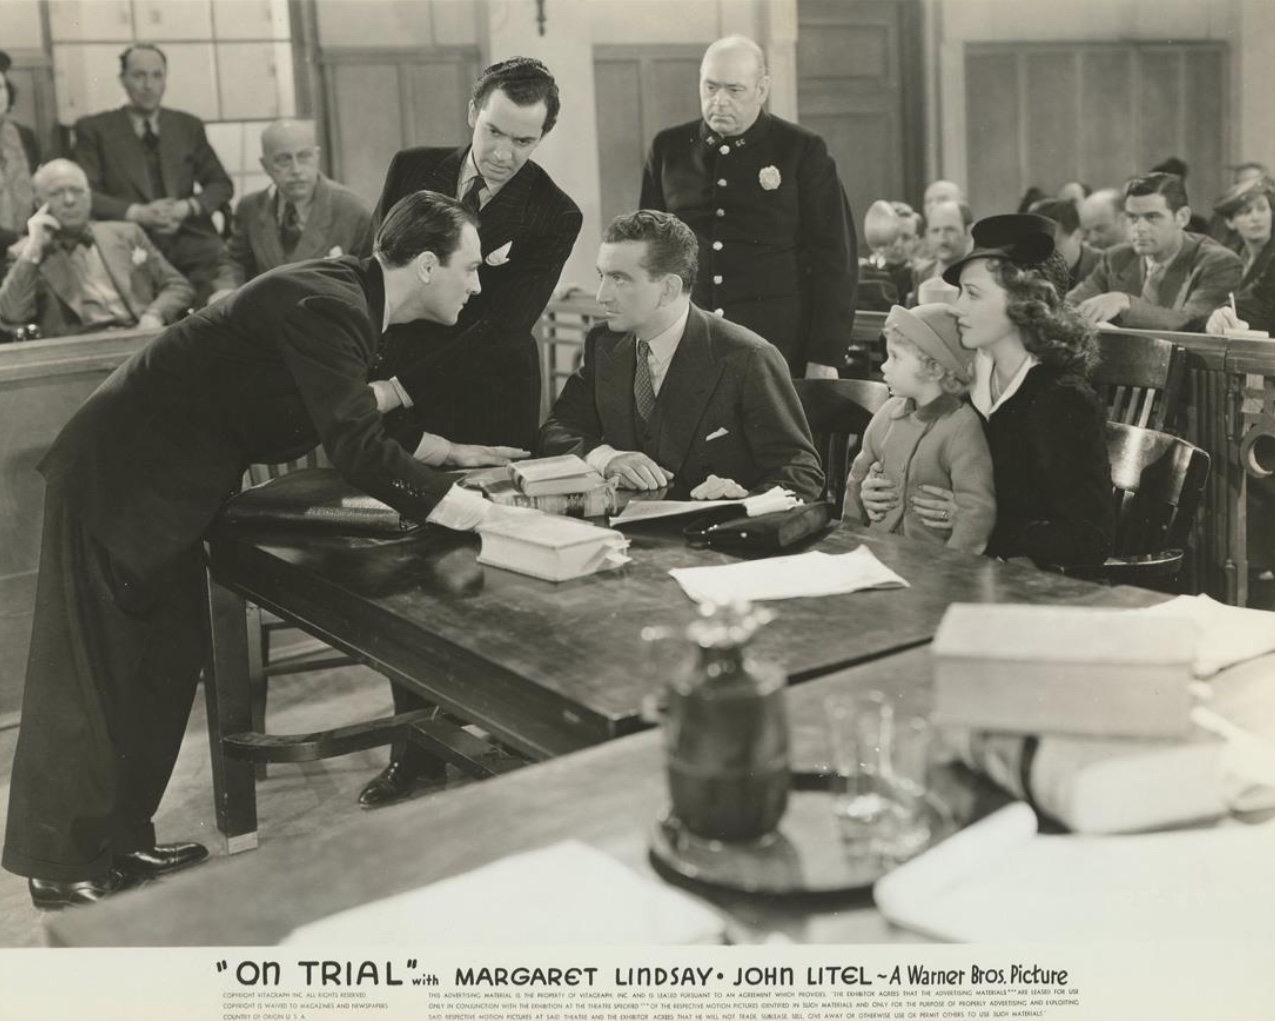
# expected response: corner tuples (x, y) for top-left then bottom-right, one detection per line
(1141, 261), (1166, 304)
(634, 339), (656, 421)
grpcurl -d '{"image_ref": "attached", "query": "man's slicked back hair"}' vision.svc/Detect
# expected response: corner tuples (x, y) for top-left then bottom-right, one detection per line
(1125, 172), (1189, 212)
(375, 191), (476, 268)
(471, 57), (561, 135)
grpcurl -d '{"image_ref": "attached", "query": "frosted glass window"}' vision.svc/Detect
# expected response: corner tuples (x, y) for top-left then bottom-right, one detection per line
(133, 0), (214, 41)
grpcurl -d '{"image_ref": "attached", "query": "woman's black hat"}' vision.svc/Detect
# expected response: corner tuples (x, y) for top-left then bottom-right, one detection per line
(942, 213), (1058, 286)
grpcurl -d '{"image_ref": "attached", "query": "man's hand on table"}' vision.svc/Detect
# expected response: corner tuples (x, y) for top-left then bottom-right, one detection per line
(689, 474), (748, 500)
(445, 444), (529, 468)
(604, 451), (674, 490)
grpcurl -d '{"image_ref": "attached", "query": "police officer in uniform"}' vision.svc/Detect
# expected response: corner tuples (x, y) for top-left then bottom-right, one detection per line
(640, 35), (857, 379)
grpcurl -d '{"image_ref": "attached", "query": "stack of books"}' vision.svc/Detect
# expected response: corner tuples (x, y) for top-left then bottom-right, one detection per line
(477, 513), (630, 582)
(465, 455), (618, 517)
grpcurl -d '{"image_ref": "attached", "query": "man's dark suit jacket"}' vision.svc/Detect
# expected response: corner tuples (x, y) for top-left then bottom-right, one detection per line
(73, 107), (233, 297)
(1067, 231), (1243, 331)
(40, 257), (455, 580)
(212, 174), (374, 292)
(640, 113), (858, 374)
(373, 146), (582, 450)
(537, 303), (824, 502)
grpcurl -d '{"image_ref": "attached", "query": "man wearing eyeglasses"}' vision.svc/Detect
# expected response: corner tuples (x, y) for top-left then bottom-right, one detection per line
(208, 119), (373, 304)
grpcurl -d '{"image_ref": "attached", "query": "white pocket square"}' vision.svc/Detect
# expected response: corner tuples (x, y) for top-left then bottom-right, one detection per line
(705, 427), (729, 441)
(485, 241), (513, 266)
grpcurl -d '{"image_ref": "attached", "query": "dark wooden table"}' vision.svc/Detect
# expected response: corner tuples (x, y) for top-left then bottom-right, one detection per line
(203, 519), (1153, 852)
(52, 622), (1187, 948)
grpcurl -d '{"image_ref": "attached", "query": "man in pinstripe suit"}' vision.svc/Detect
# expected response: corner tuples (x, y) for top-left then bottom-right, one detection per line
(360, 57), (582, 809)
(369, 57), (582, 456)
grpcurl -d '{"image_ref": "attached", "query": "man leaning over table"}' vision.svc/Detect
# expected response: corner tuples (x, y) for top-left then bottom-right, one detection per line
(538, 209), (824, 503)
(2, 191), (527, 909)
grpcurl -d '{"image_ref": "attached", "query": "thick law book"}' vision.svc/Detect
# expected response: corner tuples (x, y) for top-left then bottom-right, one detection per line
(219, 468), (421, 534)
(931, 603), (1196, 739)
(510, 454), (607, 497)
(476, 513), (629, 582)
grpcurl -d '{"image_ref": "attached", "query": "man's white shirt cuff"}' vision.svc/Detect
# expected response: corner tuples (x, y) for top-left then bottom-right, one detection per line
(426, 484), (490, 531)
(585, 445), (621, 475)
(413, 432), (453, 466)
(388, 376), (414, 409)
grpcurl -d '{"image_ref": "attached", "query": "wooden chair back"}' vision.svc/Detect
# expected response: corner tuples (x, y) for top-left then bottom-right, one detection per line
(1093, 332), (1187, 432)
(794, 378), (891, 516)
(1106, 422), (1210, 558)
(537, 291), (605, 419)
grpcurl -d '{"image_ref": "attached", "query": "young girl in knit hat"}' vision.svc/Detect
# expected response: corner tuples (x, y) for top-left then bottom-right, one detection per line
(844, 303), (995, 552)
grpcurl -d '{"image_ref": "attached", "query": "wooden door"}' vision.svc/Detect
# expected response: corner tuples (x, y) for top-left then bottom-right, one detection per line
(320, 49), (478, 208)
(593, 45), (703, 228)
(796, 0), (925, 223)
(965, 43), (1230, 220)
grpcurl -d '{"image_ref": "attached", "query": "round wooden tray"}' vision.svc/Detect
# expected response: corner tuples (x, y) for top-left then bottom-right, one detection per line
(648, 772), (952, 896)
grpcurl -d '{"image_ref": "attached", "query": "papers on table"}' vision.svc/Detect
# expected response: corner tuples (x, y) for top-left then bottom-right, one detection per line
(610, 486), (800, 526)
(873, 802), (1275, 943)
(282, 840), (725, 945)
(1138, 594), (1275, 677)
(669, 546), (908, 604)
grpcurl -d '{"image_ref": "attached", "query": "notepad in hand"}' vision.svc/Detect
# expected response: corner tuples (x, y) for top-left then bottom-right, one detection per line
(931, 603), (1196, 739)
(477, 512), (630, 581)
(512, 454), (607, 496)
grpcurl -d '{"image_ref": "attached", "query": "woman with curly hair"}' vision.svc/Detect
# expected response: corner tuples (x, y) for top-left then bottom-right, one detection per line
(861, 213), (1114, 566)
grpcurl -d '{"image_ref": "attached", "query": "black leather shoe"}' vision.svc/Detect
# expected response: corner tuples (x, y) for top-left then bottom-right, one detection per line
(358, 755), (446, 810)
(29, 868), (145, 910)
(115, 842), (209, 879)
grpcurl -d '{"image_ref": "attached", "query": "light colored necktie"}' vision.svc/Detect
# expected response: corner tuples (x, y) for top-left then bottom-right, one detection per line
(634, 339), (656, 421)
(1141, 262), (1165, 304)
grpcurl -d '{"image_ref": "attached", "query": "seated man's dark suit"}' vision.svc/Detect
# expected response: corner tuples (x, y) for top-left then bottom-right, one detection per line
(373, 147), (582, 451)
(537, 303), (825, 502)
(640, 112), (858, 374)
(73, 107), (233, 302)
(212, 175), (374, 292)
(2, 257), (460, 883)
(0, 221), (192, 336)
(1067, 231), (1243, 331)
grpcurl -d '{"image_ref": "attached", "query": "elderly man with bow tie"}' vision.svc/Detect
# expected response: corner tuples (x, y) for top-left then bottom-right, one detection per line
(0, 158), (192, 337)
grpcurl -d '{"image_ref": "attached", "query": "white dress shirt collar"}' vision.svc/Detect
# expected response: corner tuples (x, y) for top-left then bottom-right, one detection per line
(971, 348), (1039, 417)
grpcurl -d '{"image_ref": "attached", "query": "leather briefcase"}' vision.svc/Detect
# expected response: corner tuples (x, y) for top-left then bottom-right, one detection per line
(683, 501), (831, 553)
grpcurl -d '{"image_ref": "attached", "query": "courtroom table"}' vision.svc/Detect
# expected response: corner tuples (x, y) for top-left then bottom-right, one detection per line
(203, 520), (1152, 851)
(50, 614), (1176, 949)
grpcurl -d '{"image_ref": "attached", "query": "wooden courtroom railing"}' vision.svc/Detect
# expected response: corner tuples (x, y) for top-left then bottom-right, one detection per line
(0, 328), (159, 729)
(539, 302), (1275, 607)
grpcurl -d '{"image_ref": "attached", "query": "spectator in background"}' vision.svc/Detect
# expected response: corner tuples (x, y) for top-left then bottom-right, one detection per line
(73, 44), (232, 304)
(923, 179), (963, 214)
(1057, 181), (1091, 205)
(857, 199), (903, 310)
(886, 201), (922, 306)
(1079, 189), (1128, 250)
(1205, 175), (1274, 336)
(209, 119), (373, 304)
(1068, 172), (1241, 331)
(912, 199), (972, 304)
(0, 159), (192, 338)
(1208, 162), (1273, 247)
(0, 51), (39, 252)
(1031, 197), (1100, 291)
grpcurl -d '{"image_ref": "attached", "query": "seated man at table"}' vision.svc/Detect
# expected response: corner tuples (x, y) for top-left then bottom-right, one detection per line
(207, 119), (373, 304)
(354, 210), (824, 813)
(0, 159), (192, 337)
(539, 209), (823, 501)
(2, 190), (525, 909)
